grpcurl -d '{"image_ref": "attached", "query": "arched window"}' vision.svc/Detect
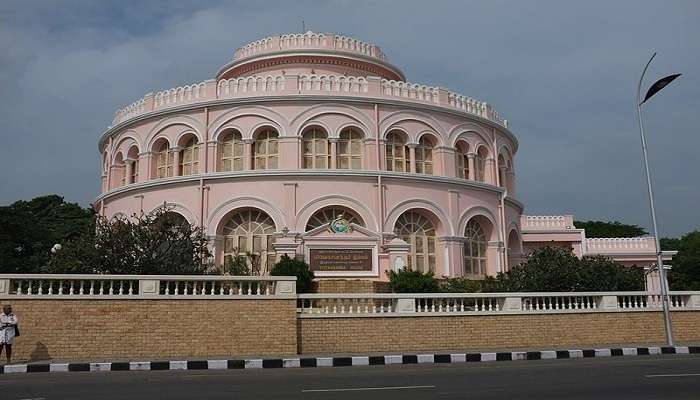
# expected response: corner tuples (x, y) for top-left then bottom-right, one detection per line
(155, 141), (173, 179)
(498, 154), (507, 188)
(302, 128), (330, 169)
(455, 141), (469, 179)
(464, 219), (488, 276)
(337, 128), (363, 169)
(475, 146), (488, 182)
(179, 137), (199, 176)
(222, 209), (276, 273)
(394, 211), (436, 273)
(254, 129), (279, 170)
(127, 146), (139, 184)
(219, 130), (245, 171)
(415, 136), (434, 174)
(385, 131), (409, 172)
(305, 206), (365, 231)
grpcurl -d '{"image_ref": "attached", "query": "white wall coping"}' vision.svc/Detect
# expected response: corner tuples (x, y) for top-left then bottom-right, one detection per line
(0, 274), (296, 281)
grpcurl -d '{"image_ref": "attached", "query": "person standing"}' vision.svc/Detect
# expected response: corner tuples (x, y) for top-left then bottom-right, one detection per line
(0, 305), (18, 364)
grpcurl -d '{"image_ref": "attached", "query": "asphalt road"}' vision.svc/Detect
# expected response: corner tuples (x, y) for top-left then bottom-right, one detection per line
(1, 355), (699, 400)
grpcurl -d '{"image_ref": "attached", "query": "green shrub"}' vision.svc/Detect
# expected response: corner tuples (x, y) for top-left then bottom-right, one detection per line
(387, 269), (439, 293)
(222, 254), (251, 276)
(440, 277), (482, 293)
(270, 255), (315, 293)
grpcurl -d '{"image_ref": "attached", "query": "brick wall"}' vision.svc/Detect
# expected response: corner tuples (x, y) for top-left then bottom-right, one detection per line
(298, 311), (700, 354)
(314, 279), (391, 293)
(8, 299), (297, 362)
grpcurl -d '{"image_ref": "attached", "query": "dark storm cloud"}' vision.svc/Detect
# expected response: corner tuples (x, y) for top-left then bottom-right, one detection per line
(0, 0), (698, 236)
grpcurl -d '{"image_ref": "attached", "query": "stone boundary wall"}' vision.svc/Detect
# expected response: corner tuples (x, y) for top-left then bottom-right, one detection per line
(297, 311), (700, 354)
(7, 299), (297, 362)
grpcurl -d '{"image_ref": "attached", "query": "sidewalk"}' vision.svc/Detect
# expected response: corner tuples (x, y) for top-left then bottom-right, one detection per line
(1, 344), (698, 374)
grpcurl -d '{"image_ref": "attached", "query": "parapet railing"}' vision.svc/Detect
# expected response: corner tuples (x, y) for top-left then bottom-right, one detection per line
(111, 75), (507, 128)
(0, 274), (297, 298)
(585, 237), (656, 252)
(297, 291), (700, 317)
(233, 33), (387, 62)
(521, 215), (575, 230)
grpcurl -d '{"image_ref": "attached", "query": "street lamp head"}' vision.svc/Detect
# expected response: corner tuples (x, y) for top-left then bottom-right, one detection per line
(640, 73), (682, 105)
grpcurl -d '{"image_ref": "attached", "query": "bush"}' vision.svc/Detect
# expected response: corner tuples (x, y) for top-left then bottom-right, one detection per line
(440, 277), (482, 293)
(487, 246), (645, 292)
(270, 255), (315, 293)
(222, 254), (251, 276)
(387, 269), (439, 293)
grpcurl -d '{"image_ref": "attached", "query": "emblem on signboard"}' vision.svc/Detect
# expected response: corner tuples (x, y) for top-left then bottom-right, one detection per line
(329, 214), (352, 234)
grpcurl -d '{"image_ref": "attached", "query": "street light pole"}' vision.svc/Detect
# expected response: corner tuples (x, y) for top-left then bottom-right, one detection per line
(636, 52), (673, 346)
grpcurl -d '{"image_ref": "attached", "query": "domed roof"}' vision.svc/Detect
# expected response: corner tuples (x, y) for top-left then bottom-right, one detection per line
(217, 32), (405, 81)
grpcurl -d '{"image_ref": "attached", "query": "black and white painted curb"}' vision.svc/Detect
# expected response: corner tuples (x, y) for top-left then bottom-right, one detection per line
(1, 346), (698, 374)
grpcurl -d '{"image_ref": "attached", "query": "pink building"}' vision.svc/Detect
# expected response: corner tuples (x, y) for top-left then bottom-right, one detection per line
(95, 32), (671, 283)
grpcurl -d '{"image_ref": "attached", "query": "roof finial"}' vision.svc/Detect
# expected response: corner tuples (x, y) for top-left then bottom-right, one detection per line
(302, 20), (305, 33)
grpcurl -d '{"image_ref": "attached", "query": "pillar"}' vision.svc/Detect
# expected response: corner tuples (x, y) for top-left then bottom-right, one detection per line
(171, 147), (182, 177)
(329, 138), (338, 169)
(408, 144), (417, 173)
(125, 160), (134, 184)
(467, 153), (476, 180)
(244, 139), (254, 170)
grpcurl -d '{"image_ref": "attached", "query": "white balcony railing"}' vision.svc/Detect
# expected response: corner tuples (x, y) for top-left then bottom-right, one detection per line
(0, 274), (297, 298)
(297, 291), (700, 317)
(521, 215), (575, 230)
(111, 75), (508, 128)
(585, 237), (656, 253)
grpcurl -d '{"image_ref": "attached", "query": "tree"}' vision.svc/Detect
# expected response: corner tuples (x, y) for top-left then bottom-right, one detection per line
(487, 247), (644, 292)
(45, 209), (212, 275)
(0, 195), (94, 273)
(664, 231), (700, 290)
(270, 255), (315, 293)
(387, 269), (440, 293)
(574, 220), (648, 238)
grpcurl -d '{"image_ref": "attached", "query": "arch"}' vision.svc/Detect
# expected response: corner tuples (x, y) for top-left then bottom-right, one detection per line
(175, 130), (200, 148)
(149, 202), (199, 227)
(217, 128), (245, 172)
(337, 126), (364, 169)
(112, 131), (141, 162)
(385, 129), (410, 172)
(178, 134), (201, 176)
(415, 133), (436, 175)
(207, 197), (285, 236)
(385, 199), (453, 236)
(151, 137), (173, 179)
(304, 206), (365, 232)
(290, 103), (374, 139)
(144, 115), (203, 151)
(455, 139), (470, 179)
(208, 105), (288, 139)
(252, 127), (279, 169)
(463, 218), (489, 276)
(295, 194), (379, 232)
(447, 123), (492, 148)
(506, 224), (523, 270)
(220, 208), (277, 274)
(301, 125), (330, 169)
(457, 206), (500, 242)
(379, 110), (446, 144)
(474, 145), (490, 183)
(393, 210), (438, 273)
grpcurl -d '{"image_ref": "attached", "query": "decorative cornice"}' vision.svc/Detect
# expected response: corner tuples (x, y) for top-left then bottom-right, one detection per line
(96, 169), (511, 203)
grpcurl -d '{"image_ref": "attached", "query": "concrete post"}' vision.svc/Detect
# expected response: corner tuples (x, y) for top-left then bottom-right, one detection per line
(600, 295), (619, 310)
(0, 279), (10, 295)
(139, 279), (160, 296)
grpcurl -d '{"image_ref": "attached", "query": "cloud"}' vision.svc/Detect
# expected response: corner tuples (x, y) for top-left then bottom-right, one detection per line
(0, 0), (698, 236)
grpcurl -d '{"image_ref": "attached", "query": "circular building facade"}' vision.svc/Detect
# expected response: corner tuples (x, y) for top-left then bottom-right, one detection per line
(96, 32), (523, 280)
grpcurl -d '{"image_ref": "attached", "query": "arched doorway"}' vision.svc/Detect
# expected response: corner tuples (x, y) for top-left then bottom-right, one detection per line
(221, 209), (276, 274)
(394, 210), (436, 273)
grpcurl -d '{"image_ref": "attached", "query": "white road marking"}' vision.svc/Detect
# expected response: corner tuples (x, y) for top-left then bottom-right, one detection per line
(645, 373), (700, 378)
(302, 385), (435, 393)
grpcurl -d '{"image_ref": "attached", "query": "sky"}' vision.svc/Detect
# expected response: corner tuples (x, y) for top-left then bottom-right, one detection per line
(0, 0), (698, 237)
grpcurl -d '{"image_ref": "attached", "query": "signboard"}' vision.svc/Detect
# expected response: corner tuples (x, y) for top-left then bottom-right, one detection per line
(309, 248), (373, 272)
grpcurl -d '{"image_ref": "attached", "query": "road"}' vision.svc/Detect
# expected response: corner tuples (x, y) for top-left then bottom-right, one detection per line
(1, 355), (699, 399)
